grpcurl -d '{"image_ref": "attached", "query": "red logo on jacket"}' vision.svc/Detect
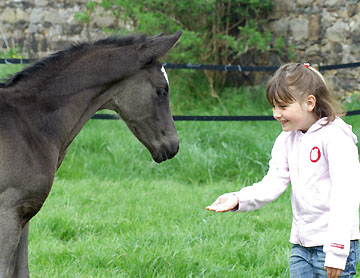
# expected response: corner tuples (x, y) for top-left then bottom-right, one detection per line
(310, 147), (321, 163)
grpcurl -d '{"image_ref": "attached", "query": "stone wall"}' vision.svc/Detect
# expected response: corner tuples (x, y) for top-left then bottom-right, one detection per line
(267, 0), (360, 95)
(0, 0), (117, 58)
(1, 0), (360, 95)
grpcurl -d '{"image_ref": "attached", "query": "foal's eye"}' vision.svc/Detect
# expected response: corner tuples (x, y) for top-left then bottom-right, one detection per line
(156, 88), (168, 96)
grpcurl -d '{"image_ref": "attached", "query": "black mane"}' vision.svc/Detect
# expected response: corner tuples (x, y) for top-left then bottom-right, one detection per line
(0, 34), (147, 88)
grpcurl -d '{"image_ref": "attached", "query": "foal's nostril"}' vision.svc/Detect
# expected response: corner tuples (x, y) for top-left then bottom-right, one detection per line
(161, 130), (166, 136)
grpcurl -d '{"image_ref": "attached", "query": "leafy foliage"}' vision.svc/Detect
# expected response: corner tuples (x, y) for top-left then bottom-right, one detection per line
(75, 0), (287, 99)
(0, 47), (25, 59)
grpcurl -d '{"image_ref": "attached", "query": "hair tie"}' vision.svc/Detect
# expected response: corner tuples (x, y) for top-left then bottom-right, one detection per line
(304, 63), (310, 69)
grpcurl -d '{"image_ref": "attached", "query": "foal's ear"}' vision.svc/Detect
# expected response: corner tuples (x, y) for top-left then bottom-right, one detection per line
(147, 32), (165, 40)
(139, 30), (182, 64)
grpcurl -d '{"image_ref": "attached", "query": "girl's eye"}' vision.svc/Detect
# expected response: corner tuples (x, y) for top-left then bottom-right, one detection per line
(273, 105), (288, 110)
(156, 88), (168, 96)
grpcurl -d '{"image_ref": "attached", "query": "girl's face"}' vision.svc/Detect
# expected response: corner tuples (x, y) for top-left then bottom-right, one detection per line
(273, 95), (318, 132)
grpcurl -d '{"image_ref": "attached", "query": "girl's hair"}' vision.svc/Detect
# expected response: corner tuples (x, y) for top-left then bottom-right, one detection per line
(266, 63), (344, 124)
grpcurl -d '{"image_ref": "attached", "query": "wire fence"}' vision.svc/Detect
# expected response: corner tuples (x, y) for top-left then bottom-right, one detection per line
(2, 59), (360, 72)
(1, 59), (360, 120)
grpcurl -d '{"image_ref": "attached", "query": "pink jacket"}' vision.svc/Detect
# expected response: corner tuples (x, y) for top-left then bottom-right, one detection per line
(233, 117), (360, 270)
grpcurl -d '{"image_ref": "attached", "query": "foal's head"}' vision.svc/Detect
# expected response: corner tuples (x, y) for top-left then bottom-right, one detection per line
(104, 31), (182, 163)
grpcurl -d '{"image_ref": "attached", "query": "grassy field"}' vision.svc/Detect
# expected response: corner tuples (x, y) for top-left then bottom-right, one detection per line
(30, 119), (292, 278)
(1, 65), (360, 277)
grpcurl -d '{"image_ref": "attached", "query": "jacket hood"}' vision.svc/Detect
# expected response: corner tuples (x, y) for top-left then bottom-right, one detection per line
(311, 117), (358, 144)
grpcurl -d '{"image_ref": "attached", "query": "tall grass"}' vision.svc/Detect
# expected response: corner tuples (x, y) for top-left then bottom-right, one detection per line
(30, 119), (293, 278)
(1, 65), (360, 277)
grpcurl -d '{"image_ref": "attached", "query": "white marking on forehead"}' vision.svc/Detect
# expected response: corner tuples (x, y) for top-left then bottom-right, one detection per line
(161, 66), (169, 85)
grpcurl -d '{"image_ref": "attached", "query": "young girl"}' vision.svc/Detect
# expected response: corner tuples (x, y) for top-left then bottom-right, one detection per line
(206, 63), (360, 278)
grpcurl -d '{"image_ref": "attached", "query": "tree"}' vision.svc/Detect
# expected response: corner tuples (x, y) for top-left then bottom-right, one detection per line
(76, 0), (281, 101)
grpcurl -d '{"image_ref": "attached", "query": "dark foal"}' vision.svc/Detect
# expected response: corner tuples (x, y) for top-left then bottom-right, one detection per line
(0, 31), (182, 278)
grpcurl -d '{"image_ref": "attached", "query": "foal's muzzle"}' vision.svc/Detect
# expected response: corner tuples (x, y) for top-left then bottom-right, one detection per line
(152, 139), (179, 163)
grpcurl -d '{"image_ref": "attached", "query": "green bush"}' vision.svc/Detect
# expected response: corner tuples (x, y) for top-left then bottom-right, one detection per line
(75, 0), (288, 99)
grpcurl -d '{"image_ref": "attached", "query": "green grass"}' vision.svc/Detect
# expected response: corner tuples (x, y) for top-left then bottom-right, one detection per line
(28, 117), (360, 277)
(30, 119), (292, 278)
(0, 64), (24, 81)
(1, 65), (360, 277)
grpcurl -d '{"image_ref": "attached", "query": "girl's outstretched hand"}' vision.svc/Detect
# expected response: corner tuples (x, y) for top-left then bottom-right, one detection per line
(206, 193), (239, 212)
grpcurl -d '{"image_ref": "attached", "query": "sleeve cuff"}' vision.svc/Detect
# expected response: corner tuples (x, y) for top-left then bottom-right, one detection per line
(324, 252), (348, 270)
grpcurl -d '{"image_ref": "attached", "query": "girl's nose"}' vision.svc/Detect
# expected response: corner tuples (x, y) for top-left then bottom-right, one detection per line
(273, 108), (281, 119)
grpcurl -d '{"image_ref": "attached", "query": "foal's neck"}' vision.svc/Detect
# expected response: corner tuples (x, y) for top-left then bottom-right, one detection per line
(6, 46), (137, 167)
(49, 84), (116, 162)
(9, 72), (120, 169)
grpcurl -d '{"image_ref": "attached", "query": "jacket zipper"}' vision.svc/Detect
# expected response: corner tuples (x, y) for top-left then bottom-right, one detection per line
(296, 134), (303, 245)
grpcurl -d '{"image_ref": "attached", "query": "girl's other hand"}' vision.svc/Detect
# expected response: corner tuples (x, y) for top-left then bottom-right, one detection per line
(325, 267), (342, 278)
(206, 193), (239, 212)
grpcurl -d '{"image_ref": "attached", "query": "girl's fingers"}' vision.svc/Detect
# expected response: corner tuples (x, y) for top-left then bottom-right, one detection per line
(206, 202), (233, 212)
(205, 202), (222, 211)
(210, 198), (222, 206)
(205, 206), (215, 211)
